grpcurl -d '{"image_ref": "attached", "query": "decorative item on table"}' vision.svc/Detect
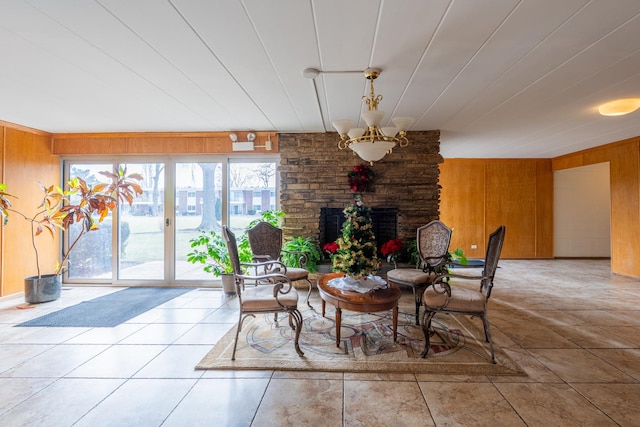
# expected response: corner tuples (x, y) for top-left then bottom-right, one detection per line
(347, 163), (375, 193)
(380, 238), (403, 268)
(331, 195), (380, 283)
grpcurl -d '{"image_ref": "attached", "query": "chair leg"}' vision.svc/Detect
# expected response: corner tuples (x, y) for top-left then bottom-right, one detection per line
(305, 278), (313, 309)
(420, 311), (436, 358)
(290, 308), (304, 357)
(482, 315), (496, 364)
(412, 285), (424, 325)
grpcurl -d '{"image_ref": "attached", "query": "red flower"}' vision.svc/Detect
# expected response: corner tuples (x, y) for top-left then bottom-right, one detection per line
(381, 238), (403, 257)
(323, 241), (339, 254)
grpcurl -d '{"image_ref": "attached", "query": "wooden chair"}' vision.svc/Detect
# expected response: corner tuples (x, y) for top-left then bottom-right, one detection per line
(386, 220), (453, 324)
(247, 221), (314, 308)
(222, 225), (304, 360)
(421, 225), (506, 363)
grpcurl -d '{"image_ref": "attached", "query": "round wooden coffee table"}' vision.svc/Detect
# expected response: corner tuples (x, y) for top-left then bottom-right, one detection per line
(317, 272), (401, 347)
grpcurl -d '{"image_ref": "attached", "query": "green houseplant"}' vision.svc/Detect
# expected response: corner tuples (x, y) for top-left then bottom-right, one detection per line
(282, 236), (323, 273)
(0, 167), (143, 303)
(187, 229), (253, 294)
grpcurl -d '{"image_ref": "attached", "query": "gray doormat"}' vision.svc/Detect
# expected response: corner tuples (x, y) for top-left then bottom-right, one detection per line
(16, 287), (193, 327)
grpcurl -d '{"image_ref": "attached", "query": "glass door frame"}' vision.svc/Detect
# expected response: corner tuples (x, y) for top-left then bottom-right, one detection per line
(61, 154), (279, 287)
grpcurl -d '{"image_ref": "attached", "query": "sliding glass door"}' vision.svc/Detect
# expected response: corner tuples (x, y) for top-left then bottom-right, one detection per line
(63, 157), (276, 286)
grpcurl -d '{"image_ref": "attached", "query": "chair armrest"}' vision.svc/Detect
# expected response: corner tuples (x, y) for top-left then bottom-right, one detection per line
(281, 249), (309, 269)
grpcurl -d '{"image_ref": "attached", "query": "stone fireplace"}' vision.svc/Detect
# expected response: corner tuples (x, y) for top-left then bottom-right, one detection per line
(278, 131), (442, 245)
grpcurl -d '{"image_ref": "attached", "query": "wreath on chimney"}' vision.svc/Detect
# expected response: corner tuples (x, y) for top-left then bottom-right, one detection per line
(348, 163), (375, 193)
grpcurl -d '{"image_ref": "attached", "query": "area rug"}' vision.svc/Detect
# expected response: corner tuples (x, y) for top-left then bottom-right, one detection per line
(16, 287), (193, 327)
(196, 302), (525, 376)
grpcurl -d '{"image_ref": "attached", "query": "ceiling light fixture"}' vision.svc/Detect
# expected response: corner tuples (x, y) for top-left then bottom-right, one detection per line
(332, 68), (414, 164)
(598, 98), (640, 116)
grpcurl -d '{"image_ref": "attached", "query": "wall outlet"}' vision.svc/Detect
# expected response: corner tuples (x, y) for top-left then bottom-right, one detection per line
(471, 244), (477, 249)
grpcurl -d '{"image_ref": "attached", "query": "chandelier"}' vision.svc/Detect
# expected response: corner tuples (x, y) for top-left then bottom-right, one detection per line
(332, 68), (415, 164)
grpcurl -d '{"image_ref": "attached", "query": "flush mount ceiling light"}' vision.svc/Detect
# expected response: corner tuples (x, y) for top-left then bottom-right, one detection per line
(331, 68), (414, 164)
(598, 98), (640, 116)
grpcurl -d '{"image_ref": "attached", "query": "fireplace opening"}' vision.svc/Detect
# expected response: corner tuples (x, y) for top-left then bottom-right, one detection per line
(320, 207), (398, 250)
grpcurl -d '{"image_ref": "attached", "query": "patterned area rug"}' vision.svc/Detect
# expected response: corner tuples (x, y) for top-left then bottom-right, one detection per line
(196, 297), (525, 376)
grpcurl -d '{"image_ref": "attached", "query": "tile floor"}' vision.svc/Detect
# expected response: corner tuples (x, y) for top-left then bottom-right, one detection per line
(0, 259), (639, 426)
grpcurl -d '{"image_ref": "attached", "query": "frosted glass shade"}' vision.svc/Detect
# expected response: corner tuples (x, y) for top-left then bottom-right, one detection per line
(349, 140), (396, 162)
(347, 128), (365, 139)
(332, 120), (354, 135)
(391, 116), (415, 131)
(361, 110), (385, 127)
(381, 127), (398, 137)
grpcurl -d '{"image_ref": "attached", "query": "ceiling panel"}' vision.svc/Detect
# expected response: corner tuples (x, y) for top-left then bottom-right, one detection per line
(0, 0), (639, 157)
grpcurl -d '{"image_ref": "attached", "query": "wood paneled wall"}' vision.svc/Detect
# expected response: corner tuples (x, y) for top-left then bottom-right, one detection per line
(439, 159), (554, 260)
(553, 137), (640, 278)
(52, 131), (278, 155)
(1, 123), (59, 297)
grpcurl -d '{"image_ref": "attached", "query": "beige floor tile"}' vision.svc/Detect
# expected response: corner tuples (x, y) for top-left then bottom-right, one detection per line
(117, 323), (194, 344)
(530, 348), (636, 383)
(0, 344), (53, 373)
(0, 325), (89, 344)
(133, 344), (210, 378)
(495, 383), (617, 427)
(163, 377), (270, 426)
(589, 348), (640, 381)
(172, 322), (234, 344)
(603, 325), (640, 346)
(74, 378), (196, 427)
(1, 378), (124, 427)
(1, 344), (108, 378)
(148, 307), (217, 323)
(571, 383), (640, 427)
(64, 323), (146, 344)
(419, 381), (525, 426)
(489, 348), (562, 383)
(66, 344), (166, 378)
(345, 380), (434, 426)
(0, 377), (56, 415)
(252, 378), (343, 427)
(499, 324), (580, 349)
(548, 324), (637, 348)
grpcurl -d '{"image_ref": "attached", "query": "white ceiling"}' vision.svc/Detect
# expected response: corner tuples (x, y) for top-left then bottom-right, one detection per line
(1, 0), (640, 158)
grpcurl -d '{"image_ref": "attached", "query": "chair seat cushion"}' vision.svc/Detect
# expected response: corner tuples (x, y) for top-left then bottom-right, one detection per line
(424, 285), (485, 312)
(284, 267), (309, 281)
(242, 284), (299, 310)
(387, 268), (432, 286)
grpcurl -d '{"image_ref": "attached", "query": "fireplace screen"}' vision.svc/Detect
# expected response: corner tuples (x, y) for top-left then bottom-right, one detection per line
(320, 207), (398, 250)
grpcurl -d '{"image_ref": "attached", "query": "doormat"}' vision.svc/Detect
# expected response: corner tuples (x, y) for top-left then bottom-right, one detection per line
(196, 300), (525, 376)
(16, 287), (193, 328)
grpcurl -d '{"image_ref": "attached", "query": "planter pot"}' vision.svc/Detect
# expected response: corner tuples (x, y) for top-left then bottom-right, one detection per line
(24, 274), (62, 304)
(220, 273), (237, 295)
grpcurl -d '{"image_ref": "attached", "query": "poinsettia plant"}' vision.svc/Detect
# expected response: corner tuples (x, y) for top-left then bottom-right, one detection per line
(380, 238), (403, 265)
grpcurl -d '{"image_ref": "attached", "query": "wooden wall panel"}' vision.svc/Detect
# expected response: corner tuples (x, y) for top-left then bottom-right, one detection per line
(2, 127), (58, 297)
(609, 143), (640, 276)
(486, 160), (538, 258)
(439, 160), (486, 259)
(536, 159), (554, 257)
(52, 131), (279, 155)
(441, 158), (553, 260)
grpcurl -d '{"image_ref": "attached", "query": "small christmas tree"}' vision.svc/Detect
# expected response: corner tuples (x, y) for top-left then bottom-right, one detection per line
(332, 196), (380, 279)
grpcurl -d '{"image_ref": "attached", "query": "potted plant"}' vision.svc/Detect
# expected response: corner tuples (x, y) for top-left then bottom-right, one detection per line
(0, 167), (143, 303)
(282, 236), (323, 273)
(187, 229), (253, 294)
